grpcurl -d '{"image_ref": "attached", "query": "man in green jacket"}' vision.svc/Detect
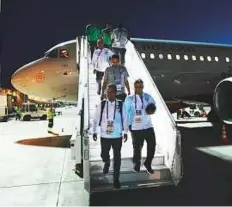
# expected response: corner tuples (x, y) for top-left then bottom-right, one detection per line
(100, 23), (112, 48)
(86, 24), (101, 58)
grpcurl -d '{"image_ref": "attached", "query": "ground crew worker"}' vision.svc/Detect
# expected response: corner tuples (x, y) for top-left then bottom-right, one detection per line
(92, 39), (113, 95)
(101, 54), (130, 101)
(85, 24), (101, 58)
(100, 23), (113, 48)
(111, 24), (128, 65)
(47, 106), (54, 133)
(124, 79), (157, 174)
(92, 83), (128, 189)
(15, 106), (21, 121)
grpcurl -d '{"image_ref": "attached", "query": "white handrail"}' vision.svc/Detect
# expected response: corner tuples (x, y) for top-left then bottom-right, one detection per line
(125, 41), (177, 171)
(75, 36), (85, 164)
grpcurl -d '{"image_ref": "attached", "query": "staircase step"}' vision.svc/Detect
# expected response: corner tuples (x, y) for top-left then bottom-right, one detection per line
(90, 178), (174, 193)
(90, 157), (166, 175)
(90, 159), (171, 193)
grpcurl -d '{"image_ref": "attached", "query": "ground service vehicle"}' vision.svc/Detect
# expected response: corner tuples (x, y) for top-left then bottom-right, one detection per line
(21, 102), (47, 121)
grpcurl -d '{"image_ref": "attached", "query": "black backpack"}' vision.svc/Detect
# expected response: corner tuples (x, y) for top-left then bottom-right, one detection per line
(98, 100), (123, 129)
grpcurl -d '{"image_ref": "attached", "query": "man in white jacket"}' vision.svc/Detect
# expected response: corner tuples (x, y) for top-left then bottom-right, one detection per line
(92, 39), (114, 95)
(111, 24), (128, 65)
(92, 83), (128, 189)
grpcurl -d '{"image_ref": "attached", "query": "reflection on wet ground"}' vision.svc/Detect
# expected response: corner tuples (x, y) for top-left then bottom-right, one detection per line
(16, 135), (71, 148)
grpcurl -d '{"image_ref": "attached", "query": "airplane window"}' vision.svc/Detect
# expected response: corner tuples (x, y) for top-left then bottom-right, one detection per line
(141, 53), (146, 59)
(226, 57), (230, 62)
(150, 53), (155, 59)
(207, 56), (212, 61)
(176, 55), (180, 60)
(167, 54), (172, 60)
(200, 56), (204, 61)
(192, 55), (196, 61)
(46, 49), (58, 58)
(60, 49), (69, 58)
(184, 55), (188, 60)
(159, 54), (164, 59)
(215, 57), (219, 62)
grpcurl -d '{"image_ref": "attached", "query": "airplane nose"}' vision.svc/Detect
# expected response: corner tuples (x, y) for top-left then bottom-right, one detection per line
(11, 66), (29, 93)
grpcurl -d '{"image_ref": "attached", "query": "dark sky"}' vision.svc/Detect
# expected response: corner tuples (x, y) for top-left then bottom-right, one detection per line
(1, 0), (232, 88)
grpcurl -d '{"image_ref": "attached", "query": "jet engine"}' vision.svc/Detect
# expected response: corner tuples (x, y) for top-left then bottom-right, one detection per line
(213, 77), (232, 124)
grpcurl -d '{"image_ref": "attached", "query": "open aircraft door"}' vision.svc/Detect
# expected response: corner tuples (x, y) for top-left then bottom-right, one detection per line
(69, 36), (90, 205)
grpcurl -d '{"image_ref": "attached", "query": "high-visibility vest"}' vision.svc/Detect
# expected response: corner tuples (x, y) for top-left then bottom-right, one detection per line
(47, 109), (54, 119)
(16, 107), (21, 114)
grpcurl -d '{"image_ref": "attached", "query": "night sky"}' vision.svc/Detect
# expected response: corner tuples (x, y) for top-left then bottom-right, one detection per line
(1, 0), (232, 88)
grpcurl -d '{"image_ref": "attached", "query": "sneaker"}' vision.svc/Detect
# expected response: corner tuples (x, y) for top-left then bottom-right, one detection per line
(113, 179), (121, 189)
(144, 163), (154, 174)
(103, 162), (110, 174)
(133, 163), (140, 172)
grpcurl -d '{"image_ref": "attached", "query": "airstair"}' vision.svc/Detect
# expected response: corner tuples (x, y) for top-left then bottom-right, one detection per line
(70, 36), (182, 205)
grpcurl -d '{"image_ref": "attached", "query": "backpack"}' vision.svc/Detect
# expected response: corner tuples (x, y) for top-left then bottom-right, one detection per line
(99, 100), (123, 129)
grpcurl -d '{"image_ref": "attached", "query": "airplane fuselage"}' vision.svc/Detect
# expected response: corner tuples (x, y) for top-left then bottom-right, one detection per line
(11, 38), (232, 113)
(132, 38), (232, 106)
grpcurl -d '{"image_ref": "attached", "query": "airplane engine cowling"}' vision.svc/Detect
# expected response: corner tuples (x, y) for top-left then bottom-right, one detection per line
(213, 77), (232, 124)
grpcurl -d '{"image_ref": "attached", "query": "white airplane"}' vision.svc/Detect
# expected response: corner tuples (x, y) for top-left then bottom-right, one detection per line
(11, 38), (232, 123)
(11, 40), (78, 102)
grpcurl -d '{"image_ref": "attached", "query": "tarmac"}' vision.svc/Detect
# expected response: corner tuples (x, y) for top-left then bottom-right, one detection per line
(0, 107), (87, 206)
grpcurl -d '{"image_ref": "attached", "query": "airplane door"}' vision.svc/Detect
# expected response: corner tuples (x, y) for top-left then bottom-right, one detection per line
(59, 48), (72, 75)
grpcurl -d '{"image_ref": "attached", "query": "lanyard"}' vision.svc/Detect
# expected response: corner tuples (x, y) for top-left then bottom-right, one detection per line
(96, 49), (103, 68)
(106, 101), (116, 120)
(135, 94), (143, 110)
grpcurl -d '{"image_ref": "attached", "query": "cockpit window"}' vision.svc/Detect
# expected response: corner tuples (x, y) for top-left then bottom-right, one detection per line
(46, 49), (58, 58)
(60, 49), (69, 58)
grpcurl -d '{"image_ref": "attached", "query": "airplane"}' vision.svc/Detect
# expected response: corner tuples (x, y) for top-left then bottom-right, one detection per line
(11, 38), (232, 123)
(11, 40), (78, 102)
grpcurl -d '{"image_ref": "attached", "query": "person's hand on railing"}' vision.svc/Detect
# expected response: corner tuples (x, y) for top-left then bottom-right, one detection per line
(93, 133), (97, 141)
